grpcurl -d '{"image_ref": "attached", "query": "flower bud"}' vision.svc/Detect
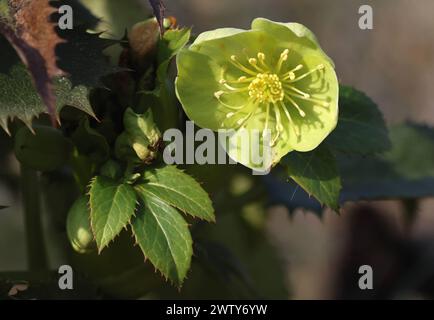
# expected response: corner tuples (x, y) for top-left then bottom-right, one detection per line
(66, 196), (96, 254)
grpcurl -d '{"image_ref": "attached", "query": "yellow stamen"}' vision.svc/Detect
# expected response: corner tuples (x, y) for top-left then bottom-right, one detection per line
(282, 84), (310, 98)
(282, 64), (303, 80)
(276, 49), (289, 72)
(214, 91), (248, 110)
(222, 83), (249, 92)
(248, 58), (266, 72)
(286, 91), (330, 108)
(263, 103), (270, 137)
(230, 55), (257, 76)
(257, 52), (270, 69)
(272, 104), (282, 145)
(248, 73), (284, 104)
(290, 64), (324, 83)
(284, 94), (306, 117)
(279, 101), (301, 138)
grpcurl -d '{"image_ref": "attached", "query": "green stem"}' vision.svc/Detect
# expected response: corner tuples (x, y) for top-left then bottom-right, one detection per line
(20, 165), (48, 271)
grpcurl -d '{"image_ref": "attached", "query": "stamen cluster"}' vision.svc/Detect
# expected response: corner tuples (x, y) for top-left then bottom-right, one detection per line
(215, 50), (329, 145)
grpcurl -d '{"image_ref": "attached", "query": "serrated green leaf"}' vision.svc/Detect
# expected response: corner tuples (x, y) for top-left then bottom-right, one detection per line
(131, 189), (192, 286)
(326, 86), (391, 155)
(0, 63), (93, 133)
(282, 144), (341, 210)
(137, 166), (215, 221)
(55, 77), (96, 118)
(89, 176), (137, 252)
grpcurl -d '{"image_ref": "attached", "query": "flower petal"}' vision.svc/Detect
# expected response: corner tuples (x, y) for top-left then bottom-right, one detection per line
(175, 49), (228, 130)
(219, 108), (294, 171)
(192, 28), (246, 46)
(282, 54), (339, 152)
(176, 30), (279, 131)
(251, 17), (335, 67)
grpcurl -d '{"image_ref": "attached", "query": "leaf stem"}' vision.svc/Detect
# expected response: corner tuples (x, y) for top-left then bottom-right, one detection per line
(20, 165), (48, 271)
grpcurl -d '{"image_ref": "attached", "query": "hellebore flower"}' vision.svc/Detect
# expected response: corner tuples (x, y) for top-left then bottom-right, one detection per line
(175, 18), (339, 171)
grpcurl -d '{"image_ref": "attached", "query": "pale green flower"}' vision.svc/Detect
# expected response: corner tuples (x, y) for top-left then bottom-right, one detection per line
(176, 18), (339, 171)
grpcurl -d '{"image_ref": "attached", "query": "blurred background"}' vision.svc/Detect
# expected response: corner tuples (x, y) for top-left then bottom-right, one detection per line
(1, 0), (434, 299)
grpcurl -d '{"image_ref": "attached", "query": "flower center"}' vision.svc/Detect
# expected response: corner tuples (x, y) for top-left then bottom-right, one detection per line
(214, 49), (330, 145)
(248, 73), (284, 104)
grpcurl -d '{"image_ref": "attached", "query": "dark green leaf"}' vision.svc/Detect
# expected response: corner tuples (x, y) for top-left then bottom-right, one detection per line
(282, 144), (342, 210)
(0, 64), (94, 133)
(131, 189), (192, 286)
(326, 86), (391, 155)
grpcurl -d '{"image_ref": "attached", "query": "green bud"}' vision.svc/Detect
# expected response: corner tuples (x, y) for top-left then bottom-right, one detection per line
(124, 108), (161, 143)
(116, 108), (161, 163)
(14, 125), (73, 171)
(66, 196), (96, 254)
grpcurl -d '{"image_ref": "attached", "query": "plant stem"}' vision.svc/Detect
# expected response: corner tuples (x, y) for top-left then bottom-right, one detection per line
(20, 165), (48, 271)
